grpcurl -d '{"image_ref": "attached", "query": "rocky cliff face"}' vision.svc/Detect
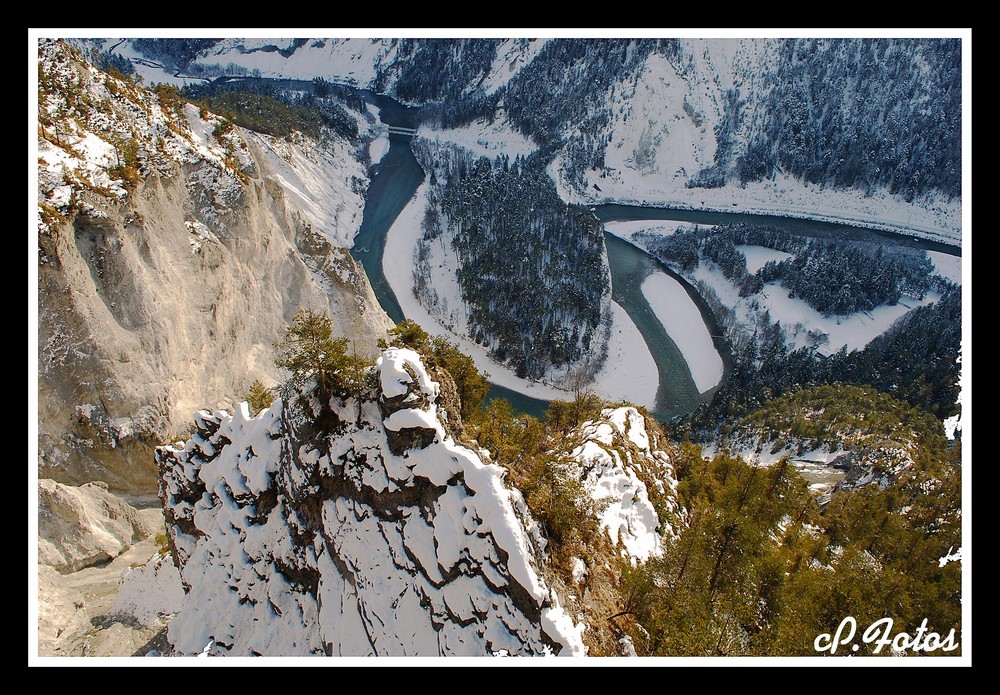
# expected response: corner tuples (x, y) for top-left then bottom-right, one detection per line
(157, 348), (587, 656)
(156, 344), (685, 657)
(36, 39), (391, 493)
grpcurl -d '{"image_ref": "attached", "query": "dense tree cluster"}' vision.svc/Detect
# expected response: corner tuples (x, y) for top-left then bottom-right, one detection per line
(736, 384), (951, 469)
(765, 241), (934, 315)
(837, 285), (962, 420)
(274, 309), (372, 409)
(643, 223), (935, 316)
(727, 38), (961, 200)
(183, 79), (362, 142)
(503, 38), (666, 150)
(621, 425), (960, 655)
(390, 39), (502, 104)
(413, 143), (609, 380)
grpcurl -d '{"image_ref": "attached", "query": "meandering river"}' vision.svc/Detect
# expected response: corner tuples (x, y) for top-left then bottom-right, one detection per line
(334, 87), (959, 422)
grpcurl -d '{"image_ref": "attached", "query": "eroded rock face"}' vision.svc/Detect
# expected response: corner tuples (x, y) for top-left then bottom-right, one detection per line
(38, 479), (154, 573)
(36, 39), (390, 494)
(157, 348), (585, 657)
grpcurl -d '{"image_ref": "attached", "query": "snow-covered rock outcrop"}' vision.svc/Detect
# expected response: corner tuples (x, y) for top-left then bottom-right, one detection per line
(156, 348), (586, 656)
(508, 405), (684, 656)
(568, 407), (681, 562)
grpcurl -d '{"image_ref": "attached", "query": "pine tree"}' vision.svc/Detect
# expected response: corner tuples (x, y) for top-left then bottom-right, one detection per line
(244, 379), (274, 416)
(274, 309), (349, 401)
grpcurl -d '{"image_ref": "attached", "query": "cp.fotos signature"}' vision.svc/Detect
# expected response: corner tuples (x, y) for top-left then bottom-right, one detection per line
(815, 617), (959, 655)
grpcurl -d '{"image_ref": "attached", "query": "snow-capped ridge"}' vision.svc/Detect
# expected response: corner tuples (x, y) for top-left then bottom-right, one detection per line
(157, 348), (586, 656)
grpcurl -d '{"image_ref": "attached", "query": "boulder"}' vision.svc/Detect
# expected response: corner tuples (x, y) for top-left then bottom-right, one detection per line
(38, 479), (155, 573)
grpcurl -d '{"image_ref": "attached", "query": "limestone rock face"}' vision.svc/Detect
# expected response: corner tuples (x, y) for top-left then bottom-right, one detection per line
(156, 348), (586, 657)
(37, 479), (154, 573)
(36, 39), (391, 493)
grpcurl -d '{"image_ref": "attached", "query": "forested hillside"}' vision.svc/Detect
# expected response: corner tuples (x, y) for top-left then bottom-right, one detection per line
(411, 141), (610, 380)
(633, 222), (961, 438)
(730, 38), (962, 200)
(645, 223), (936, 316)
(118, 36), (962, 206)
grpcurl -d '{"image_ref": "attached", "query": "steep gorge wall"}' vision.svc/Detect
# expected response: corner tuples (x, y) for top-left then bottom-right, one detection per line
(36, 40), (392, 493)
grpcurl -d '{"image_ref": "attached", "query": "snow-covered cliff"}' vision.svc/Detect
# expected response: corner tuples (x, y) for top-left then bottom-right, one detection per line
(156, 340), (686, 656)
(157, 347), (587, 656)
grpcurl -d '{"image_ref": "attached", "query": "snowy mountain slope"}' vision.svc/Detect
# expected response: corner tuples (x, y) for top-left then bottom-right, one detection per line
(547, 38), (960, 242)
(481, 38), (550, 94)
(98, 35), (961, 240)
(36, 39), (391, 492)
(157, 348), (586, 656)
(247, 128), (371, 248)
(145, 38), (961, 243)
(190, 38), (400, 87)
(156, 345), (684, 656)
(596, 50), (723, 191)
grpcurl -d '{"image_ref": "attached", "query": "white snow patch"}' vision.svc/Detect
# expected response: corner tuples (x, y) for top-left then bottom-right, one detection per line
(692, 262), (941, 355)
(759, 281), (941, 355)
(589, 302), (658, 409)
(108, 553), (184, 628)
(597, 51), (720, 192)
(570, 557), (587, 585)
(541, 594), (586, 657)
(938, 547), (962, 568)
(369, 133), (390, 165)
(382, 407), (444, 438)
(570, 407), (677, 561)
(376, 347), (438, 399)
(418, 115), (537, 160)
(927, 250), (963, 285)
(641, 273), (723, 393)
(737, 244), (793, 273)
(188, 38), (396, 87)
(943, 412), (961, 440)
(619, 635), (638, 657)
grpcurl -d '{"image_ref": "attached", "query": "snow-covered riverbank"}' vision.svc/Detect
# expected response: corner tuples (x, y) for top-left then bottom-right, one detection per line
(383, 181), (659, 408)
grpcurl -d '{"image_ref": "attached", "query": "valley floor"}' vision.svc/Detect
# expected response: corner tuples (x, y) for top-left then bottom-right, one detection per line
(36, 506), (170, 658)
(383, 181), (660, 408)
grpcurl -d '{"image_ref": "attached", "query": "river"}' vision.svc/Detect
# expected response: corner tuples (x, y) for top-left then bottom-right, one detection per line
(346, 107), (723, 421)
(334, 86), (957, 423)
